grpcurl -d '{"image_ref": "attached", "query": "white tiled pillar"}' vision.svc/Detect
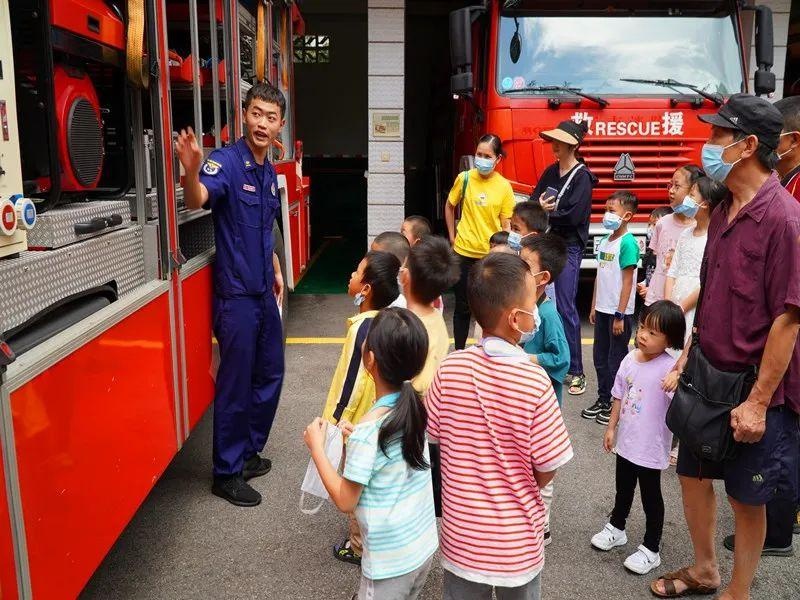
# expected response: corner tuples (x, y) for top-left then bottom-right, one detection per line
(367, 0), (405, 245)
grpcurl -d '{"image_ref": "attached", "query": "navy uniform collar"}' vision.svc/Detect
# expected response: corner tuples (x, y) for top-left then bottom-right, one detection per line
(234, 137), (269, 172)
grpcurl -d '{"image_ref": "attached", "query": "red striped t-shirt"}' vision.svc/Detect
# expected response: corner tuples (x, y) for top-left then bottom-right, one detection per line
(426, 346), (573, 586)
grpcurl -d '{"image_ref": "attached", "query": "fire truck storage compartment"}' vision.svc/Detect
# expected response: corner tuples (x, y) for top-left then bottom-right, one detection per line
(25, 199), (131, 249)
(0, 225), (145, 348)
(9, 0), (132, 210)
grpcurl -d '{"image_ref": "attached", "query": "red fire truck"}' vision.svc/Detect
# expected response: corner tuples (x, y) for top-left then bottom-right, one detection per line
(0, 1), (309, 598)
(449, 0), (775, 264)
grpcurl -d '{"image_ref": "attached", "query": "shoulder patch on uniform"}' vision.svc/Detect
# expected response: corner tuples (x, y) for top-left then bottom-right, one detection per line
(271, 182), (277, 196)
(202, 159), (221, 176)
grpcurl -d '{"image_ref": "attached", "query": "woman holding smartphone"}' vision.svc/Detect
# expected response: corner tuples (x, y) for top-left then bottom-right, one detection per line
(530, 120), (597, 395)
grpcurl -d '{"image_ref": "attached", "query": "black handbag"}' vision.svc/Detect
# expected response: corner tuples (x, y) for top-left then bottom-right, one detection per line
(665, 260), (758, 463)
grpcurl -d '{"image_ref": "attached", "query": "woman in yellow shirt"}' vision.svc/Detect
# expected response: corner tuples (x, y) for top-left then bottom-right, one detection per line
(445, 133), (515, 349)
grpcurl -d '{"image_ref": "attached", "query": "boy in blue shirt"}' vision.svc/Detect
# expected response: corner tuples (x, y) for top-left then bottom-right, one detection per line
(519, 233), (570, 545)
(519, 234), (570, 404)
(512, 201), (557, 309)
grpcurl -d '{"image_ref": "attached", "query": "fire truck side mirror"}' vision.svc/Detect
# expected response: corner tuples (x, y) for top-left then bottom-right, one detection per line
(752, 4), (776, 96)
(450, 6), (484, 97)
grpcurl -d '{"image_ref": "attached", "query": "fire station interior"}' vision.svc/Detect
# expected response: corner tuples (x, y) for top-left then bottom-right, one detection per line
(293, 0), (469, 292)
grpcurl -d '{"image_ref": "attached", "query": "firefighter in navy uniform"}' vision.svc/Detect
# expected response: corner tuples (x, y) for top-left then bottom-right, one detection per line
(175, 83), (286, 507)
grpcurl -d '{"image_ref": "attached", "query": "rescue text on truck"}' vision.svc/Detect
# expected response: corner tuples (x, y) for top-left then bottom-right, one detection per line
(448, 0), (775, 267)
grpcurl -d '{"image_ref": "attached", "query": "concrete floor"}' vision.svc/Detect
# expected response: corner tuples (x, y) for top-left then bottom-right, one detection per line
(81, 294), (800, 600)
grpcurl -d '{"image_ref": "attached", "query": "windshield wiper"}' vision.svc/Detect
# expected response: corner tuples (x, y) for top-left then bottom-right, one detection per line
(619, 78), (723, 106)
(504, 85), (608, 108)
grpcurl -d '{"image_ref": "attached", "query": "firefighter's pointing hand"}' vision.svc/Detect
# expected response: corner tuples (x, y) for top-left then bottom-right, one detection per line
(175, 127), (203, 174)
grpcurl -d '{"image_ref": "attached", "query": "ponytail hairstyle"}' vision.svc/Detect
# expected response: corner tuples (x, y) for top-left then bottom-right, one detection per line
(478, 133), (504, 158)
(362, 251), (401, 309)
(364, 308), (430, 470)
(573, 121), (589, 163)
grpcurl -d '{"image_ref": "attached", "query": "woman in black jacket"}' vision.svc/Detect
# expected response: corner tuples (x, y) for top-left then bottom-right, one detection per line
(531, 120), (597, 396)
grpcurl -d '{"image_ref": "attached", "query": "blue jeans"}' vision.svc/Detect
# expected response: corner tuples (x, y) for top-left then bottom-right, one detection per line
(593, 311), (633, 406)
(555, 243), (583, 375)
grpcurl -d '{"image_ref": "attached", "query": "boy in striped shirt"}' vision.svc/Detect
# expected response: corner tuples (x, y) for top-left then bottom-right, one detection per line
(426, 253), (574, 599)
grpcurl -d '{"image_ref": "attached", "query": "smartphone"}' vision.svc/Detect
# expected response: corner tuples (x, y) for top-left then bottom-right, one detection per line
(545, 186), (560, 209)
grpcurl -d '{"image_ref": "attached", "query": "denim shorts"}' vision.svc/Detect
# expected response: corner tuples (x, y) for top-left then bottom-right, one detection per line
(676, 406), (799, 506)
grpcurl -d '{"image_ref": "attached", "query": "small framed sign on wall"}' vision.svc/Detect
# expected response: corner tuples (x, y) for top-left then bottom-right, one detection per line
(372, 112), (401, 138)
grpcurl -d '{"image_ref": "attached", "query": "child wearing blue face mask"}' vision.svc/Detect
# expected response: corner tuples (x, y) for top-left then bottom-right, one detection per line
(582, 192), (640, 426)
(642, 166), (701, 308)
(664, 177), (728, 345)
(320, 250), (400, 565)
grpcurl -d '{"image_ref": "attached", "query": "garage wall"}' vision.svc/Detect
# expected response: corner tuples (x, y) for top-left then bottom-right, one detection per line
(367, 0), (405, 241)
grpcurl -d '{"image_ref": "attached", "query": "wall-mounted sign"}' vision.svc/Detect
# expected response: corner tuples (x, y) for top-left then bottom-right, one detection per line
(372, 112), (401, 138)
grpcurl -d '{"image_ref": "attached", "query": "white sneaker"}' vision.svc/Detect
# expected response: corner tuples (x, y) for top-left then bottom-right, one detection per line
(591, 523), (627, 551)
(623, 545), (661, 575)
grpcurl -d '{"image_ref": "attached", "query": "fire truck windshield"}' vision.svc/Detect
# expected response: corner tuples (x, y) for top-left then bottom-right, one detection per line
(497, 14), (743, 98)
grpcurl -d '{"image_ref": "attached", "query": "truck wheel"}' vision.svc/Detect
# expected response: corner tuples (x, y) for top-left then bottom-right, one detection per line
(272, 223), (289, 346)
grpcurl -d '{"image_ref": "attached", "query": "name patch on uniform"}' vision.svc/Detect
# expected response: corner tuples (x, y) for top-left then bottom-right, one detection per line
(242, 184), (257, 192)
(202, 159), (221, 176)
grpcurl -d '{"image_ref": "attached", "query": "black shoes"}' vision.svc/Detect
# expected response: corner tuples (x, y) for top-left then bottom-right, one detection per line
(243, 455), (272, 481)
(723, 534), (794, 557)
(212, 476), (262, 507)
(582, 400), (606, 420)
(595, 407), (612, 426)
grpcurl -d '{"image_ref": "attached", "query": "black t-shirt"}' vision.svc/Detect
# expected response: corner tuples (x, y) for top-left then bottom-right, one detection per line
(530, 162), (596, 248)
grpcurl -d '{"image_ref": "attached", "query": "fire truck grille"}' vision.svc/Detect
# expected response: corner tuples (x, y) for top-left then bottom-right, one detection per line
(581, 137), (701, 214)
(67, 98), (104, 187)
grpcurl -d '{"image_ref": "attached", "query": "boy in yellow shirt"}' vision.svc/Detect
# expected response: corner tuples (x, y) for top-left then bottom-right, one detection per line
(399, 235), (460, 515)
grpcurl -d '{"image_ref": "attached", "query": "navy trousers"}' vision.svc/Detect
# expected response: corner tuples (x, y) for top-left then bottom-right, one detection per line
(593, 311), (633, 407)
(555, 243), (584, 375)
(212, 293), (284, 477)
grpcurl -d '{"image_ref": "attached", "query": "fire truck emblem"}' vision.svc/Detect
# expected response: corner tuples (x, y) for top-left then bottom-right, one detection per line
(614, 153), (635, 181)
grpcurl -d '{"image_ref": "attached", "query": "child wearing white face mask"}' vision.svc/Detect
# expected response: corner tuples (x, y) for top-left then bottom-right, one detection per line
(664, 177), (728, 346)
(520, 233), (570, 547)
(427, 252), (573, 598)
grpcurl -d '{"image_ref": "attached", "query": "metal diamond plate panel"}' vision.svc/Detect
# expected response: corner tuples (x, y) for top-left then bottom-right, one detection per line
(26, 201), (132, 249)
(179, 213), (215, 261)
(127, 191), (159, 221)
(0, 227), (145, 333)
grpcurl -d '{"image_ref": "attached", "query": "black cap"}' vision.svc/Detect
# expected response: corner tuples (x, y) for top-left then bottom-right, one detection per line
(698, 93), (782, 150)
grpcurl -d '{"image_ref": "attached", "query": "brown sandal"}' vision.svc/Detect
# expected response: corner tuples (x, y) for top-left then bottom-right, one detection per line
(650, 567), (718, 598)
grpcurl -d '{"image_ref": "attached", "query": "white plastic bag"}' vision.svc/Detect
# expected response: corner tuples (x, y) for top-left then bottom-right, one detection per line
(299, 422), (344, 515)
